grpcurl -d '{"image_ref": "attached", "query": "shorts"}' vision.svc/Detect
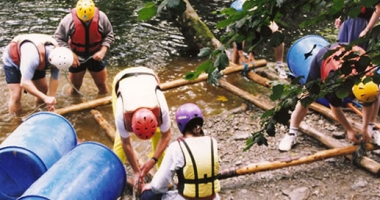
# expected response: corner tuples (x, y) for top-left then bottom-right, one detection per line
(69, 58), (106, 73)
(337, 17), (368, 50)
(4, 65), (45, 84)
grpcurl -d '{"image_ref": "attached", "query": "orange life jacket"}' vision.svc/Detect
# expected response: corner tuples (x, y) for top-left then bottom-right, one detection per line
(8, 34), (57, 70)
(69, 8), (102, 57)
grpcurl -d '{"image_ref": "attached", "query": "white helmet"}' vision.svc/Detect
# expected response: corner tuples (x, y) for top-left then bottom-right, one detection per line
(48, 47), (74, 70)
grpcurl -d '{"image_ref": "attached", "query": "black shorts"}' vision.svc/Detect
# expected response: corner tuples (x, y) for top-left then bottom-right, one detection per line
(69, 58), (106, 73)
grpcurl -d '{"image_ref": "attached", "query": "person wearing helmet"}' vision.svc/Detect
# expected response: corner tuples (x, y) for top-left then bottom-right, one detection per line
(112, 66), (171, 189)
(53, 0), (114, 95)
(278, 43), (380, 152)
(2, 33), (73, 115)
(140, 103), (221, 200)
(229, 0), (287, 79)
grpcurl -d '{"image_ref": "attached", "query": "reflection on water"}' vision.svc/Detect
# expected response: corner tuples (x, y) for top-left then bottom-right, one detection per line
(0, 0), (260, 147)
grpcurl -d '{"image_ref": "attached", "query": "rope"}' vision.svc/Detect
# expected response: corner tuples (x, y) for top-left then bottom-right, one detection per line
(60, 56), (93, 99)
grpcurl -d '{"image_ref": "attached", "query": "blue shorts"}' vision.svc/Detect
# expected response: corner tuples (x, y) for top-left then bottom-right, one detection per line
(4, 66), (45, 84)
(337, 17), (368, 50)
(69, 58), (106, 73)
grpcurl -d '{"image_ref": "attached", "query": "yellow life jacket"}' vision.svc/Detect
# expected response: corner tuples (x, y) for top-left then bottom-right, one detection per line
(177, 136), (221, 200)
(113, 67), (162, 132)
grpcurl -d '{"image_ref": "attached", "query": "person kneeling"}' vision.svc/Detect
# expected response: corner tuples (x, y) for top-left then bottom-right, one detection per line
(140, 103), (221, 200)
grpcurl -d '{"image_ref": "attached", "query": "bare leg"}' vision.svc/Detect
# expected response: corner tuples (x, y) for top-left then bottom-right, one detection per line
(7, 83), (23, 114)
(90, 68), (109, 94)
(231, 43), (239, 64)
(330, 105), (359, 143)
(361, 103), (374, 143)
(369, 97), (379, 123)
(69, 71), (86, 95)
(290, 101), (309, 128)
(273, 42), (284, 63)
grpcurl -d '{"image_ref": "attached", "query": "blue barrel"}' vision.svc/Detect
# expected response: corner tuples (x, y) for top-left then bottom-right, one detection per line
(287, 35), (330, 84)
(19, 142), (126, 200)
(0, 112), (77, 200)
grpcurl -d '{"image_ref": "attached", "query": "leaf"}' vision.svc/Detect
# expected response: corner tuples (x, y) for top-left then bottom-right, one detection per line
(261, 109), (275, 119)
(265, 122), (276, 137)
(335, 87), (348, 99)
(213, 53), (229, 71)
(270, 84), (284, 101)
(216, 95), (228, 102)
(137, 3), (157, 21)
(198, 47), (212, 57)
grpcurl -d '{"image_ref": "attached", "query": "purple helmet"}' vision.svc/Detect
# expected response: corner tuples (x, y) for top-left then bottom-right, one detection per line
(175, 103), (204, 134)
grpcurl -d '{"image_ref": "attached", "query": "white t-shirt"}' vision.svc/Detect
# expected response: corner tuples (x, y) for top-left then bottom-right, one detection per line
(115, 89), (171, 138)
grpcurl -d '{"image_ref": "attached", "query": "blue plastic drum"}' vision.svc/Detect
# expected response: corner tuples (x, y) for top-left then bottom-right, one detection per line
(19, 142), (126, 200)
(287, 35), (330, 84)
(0, 112), (77, 200)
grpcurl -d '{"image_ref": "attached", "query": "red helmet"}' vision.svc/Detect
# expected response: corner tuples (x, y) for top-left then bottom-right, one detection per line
(131, 108), (158, 140)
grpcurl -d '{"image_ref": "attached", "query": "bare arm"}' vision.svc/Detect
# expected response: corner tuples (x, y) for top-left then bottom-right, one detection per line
(121, 136), (141, 185)
(139, 129), (171, 179)
(359, 4), (380, 37)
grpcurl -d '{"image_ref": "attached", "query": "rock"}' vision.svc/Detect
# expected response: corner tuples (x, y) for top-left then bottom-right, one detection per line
(288, 187), (310, 200)
(351, 179), (368, 190)
(332, 131), (345, 139)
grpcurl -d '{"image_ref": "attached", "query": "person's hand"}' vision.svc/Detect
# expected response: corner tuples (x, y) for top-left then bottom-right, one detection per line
(92, 50), (105, 61)
(248, 52), (255, 63)
(141, 183), (152, 193)
(44, 96), (57, 111)
(334, 18), (342, 28)
(139, 158), (155, 179)
(72, 53), (80, 67)
(347, 130), (360, 144)
(361, 130), (371, 144)
(359, 29), (369, 38)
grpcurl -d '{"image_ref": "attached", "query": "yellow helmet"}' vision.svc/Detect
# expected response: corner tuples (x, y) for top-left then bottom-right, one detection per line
(76, 0), (96, 22)
(352, 78), (379, 103)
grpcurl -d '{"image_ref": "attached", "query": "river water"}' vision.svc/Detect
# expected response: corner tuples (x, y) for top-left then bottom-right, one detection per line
(0, 0), (265, 147)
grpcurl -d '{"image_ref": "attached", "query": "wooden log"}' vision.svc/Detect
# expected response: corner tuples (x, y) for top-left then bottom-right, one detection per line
(160, 60), (267, 90)
(217, 143), (378, 179)
(90, 109), (116, 140)
(55, 96), (112, 116)
(299, 123), (380, 174)
(217, 78), (380, 175)
(53, 60), (267, 116)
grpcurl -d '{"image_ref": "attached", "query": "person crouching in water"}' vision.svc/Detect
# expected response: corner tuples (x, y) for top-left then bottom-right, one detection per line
(140, 103), (221, 200)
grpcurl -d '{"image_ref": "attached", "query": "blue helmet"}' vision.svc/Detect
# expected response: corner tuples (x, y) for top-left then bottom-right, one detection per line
(175, 103), (204, 134)
(231, 0), (245, 12)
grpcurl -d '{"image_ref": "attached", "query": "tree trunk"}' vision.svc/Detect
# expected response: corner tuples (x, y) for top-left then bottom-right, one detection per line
(172, 0), (222, 52)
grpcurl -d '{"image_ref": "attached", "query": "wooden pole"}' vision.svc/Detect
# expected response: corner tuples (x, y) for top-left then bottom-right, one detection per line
(217, 78), (380, 175)
(160, 60), (267, 90)
(54, 60), (267, 115)
(217, 143), (378, 179)
(55, 96), (112, 116)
